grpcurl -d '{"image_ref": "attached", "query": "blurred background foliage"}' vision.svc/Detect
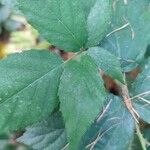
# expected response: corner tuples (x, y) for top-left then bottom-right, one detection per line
(0, 0), (50, 59)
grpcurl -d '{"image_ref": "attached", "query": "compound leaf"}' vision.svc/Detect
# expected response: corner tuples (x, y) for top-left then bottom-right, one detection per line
(79, 95), (135, 150)
(0, 50), (63, 132)
(17, 0), (111, 52)
(18, 111), (67, 150)
(87, 47), (124, 83)
(59, 54), (106, 150)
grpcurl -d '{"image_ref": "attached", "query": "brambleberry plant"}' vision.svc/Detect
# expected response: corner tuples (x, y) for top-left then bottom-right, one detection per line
(0, 0), (150, 150)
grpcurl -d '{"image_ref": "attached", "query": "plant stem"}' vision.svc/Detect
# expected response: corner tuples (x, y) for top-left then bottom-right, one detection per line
(118, 74), (146, 150)
(136, 124), (147, 150)
(117, 74), (139, 123)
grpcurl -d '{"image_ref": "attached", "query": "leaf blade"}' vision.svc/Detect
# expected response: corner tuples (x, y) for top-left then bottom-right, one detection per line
(17, 0), (111, 52)
(86, 0), (112, 47)
(59, 54), (106, 150)
(87, 47), (124, 83)
(101, 0), (150, 72)
(0, 50), (63, 132)
(79, 95), (135, 150)
(17, 111), (67, 150)
(17, 0), (87, 52)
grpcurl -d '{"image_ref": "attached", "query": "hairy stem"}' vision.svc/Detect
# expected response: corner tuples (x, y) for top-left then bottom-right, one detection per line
(136, 124), (147, 150)
(120, 83), (139, 123)
(118, 74), (147, 149)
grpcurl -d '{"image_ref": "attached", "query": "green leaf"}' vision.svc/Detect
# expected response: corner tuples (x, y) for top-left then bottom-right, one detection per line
(87, 47), (124, 83)
(17, 111), (67, 150)
(86, 0), (111, 47)
(131, 60), (150, 124)
(58, 54), (106, 150)
(0, 50), (63, 132)
(17, 0), (111, 52)
(101, 0), (150, 72)
(79, 95), (135, 150)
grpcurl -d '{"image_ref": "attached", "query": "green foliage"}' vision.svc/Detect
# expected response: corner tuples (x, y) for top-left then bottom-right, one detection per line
(18, 111), (67, 150)
(101, 0), (150, 72)
(0, 50), (63, 131)
(79, 95), (135, 150)
(131, 60), (150, 123)
(17, 0), (111, 52)
(86, 0), (111, 47)
(59, 54), (106, 150)
(86, 47), (124, 83)
(0, 0), (149, 150)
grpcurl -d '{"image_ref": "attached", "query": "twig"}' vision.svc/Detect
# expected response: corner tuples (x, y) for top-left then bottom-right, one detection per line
(106, 23), (129, 37)
(131, 91), (150, 100)
(113, 0), (119, 11)
(61, 143), (69, 150)
(138, 97), (150, 105)
(86, 123), (121, 150)
(97, 100), (112, 122)
(119, 74), (147, 150)
(123, 17), (135, 39)
(121, 84), (139, 123)
(86, 132), (101, 150)
(129, 23), (135, 39)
